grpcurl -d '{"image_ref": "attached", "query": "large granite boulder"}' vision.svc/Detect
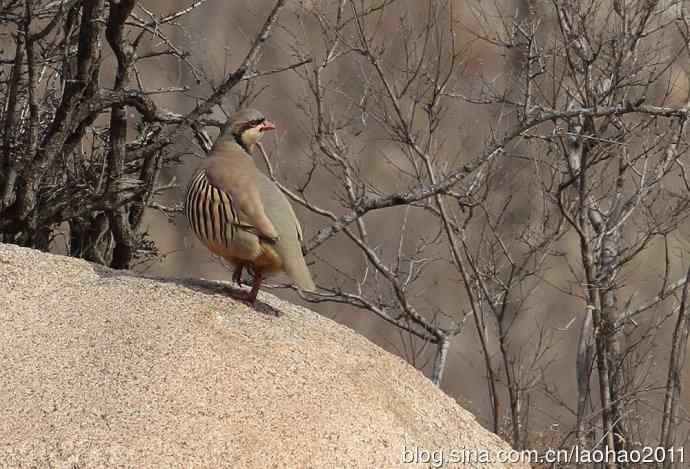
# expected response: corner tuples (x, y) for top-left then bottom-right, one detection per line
(0, 243), (528, 468)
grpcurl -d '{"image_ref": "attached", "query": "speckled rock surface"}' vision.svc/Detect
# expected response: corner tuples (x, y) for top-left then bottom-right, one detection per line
(0, 243), (529, 468)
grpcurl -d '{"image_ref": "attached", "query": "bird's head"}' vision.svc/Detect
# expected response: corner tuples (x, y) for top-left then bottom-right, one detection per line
(229, 108), (276, 151)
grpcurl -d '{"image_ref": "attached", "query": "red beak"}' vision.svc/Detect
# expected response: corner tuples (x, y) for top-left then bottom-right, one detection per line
(260, 121), (276, 132)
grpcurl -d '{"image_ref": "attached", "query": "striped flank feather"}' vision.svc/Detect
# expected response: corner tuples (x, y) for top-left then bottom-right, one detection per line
(184, 169), (237, 247)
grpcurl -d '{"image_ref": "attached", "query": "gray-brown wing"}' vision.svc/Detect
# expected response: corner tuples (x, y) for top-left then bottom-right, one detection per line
(258, 173), (315, 291)
(204, 155), (280, 241)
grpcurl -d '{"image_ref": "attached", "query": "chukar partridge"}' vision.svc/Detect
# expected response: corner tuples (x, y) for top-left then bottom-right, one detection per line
(185, 108), (315, 304)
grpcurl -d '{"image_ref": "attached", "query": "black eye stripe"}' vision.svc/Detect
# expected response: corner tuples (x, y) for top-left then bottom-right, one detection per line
(241, 119), (264, 132)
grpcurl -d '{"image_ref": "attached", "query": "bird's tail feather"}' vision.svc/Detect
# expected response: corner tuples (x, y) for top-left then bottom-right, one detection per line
(283, 252), (316, 292)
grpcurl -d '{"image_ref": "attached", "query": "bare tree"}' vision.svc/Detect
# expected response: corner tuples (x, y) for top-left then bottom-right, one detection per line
(270, 0), (690, 465)
(0, 0), (294, 268)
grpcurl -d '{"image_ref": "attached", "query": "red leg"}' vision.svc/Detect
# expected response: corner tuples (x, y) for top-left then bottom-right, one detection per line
(233, 263), (244, 286)
(246, 268), (263, 305)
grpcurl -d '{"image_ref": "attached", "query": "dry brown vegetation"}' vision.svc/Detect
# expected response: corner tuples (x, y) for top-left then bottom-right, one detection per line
(1, 0), (690, 467)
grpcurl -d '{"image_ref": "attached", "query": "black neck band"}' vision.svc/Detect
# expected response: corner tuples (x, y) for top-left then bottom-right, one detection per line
(234, 134), (250, 153)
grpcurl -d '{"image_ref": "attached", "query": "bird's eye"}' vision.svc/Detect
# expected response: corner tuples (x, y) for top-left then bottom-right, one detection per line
(243, 119), (264, 131)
